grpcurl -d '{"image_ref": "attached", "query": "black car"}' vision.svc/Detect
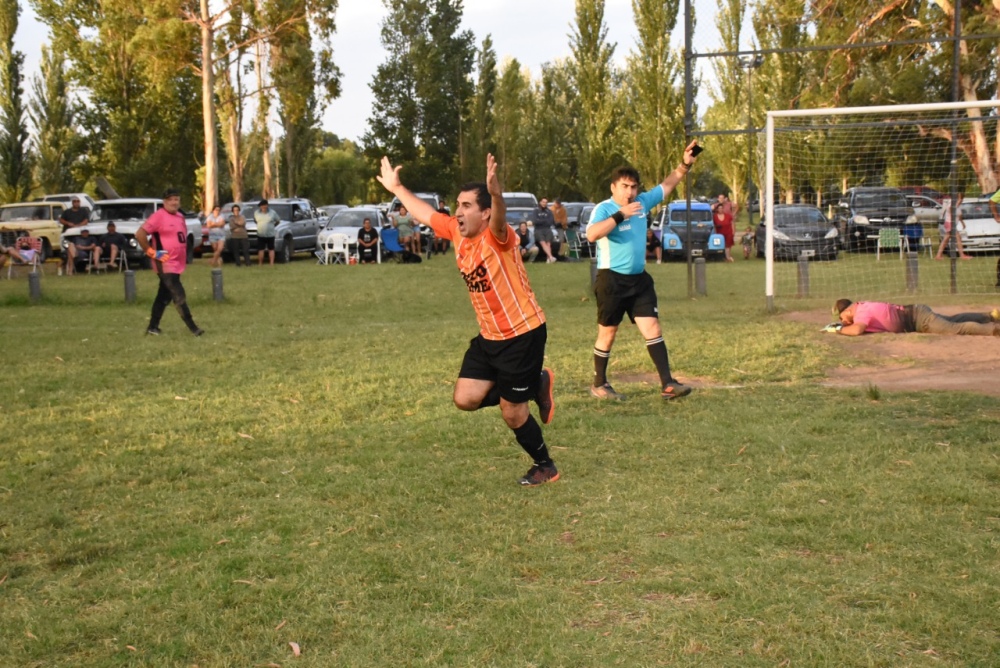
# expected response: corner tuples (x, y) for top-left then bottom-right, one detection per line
(834, 187), (917, 252)
(755, 205), (839, 261)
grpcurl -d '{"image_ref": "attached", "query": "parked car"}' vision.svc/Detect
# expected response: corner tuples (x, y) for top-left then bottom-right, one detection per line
(317, 204), (349, 223)
(0, 201), (65, 261)
(834, 187), (917, 252)
(577, 204), (597, 257)
(42, 192), (97, 211)
(562, 202), (592, 228)
(317, 206), (390, 256)
(503, 192), (539, 227)
(755, 205), (839, 261)
(658, 201), (725, 260)
(220, 198), (322, 263)
(956, 197), (1000, 253)
(61, 198), (202, 267)
(898, 186), (944, 201)
(905, 194), (945, 225)
(387, 193), (444, 248)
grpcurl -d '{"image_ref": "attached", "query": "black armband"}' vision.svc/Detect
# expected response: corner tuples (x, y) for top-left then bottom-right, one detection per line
(611, 211), (625, 224)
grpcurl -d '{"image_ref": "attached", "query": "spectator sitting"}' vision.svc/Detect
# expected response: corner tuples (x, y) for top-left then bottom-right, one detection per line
(517, 222), (538, 262)
(394, 205), (415, 253)
(67, 228), (99, 274)
(0, 235), (37, 272)
(357, 217), (380, 264)
(59, 197), (91, 273)
(434, 202), (451, 255)
(99, 222), (128, 268)
(646, 225), (662, 265)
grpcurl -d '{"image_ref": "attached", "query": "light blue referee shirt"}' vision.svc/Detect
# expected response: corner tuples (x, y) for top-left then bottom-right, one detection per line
(592, 185), (664, 275)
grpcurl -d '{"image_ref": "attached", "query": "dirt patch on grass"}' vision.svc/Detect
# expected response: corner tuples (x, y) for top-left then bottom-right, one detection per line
(782, 305), (1000, 397)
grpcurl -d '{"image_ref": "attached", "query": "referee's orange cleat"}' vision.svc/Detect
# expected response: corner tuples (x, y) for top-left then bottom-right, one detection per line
(537, 367), (555, 424)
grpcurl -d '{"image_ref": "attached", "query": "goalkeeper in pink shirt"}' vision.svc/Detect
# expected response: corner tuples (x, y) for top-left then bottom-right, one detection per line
(833, 299), (998, 337)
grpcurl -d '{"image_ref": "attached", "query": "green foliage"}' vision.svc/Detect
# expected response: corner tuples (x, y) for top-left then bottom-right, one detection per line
(492, 58), (531, 190)
(363, 0), (475, 197)
(462, 35), (497, 183)
(0, 0), (31, 202)
(299, 134), (368, 204)
(29, 45), (81, 194)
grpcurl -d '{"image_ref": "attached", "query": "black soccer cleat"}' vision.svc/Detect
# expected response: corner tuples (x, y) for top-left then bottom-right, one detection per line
(518, 463), (560, 486)
(145, 327), (162, 336)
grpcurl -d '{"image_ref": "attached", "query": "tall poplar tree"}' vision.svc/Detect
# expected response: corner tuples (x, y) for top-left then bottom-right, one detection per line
(569, 0), (621, 200)
(29, 45), (79, 194)
(0, 0), (31, 201)
(462, 35), (497, 182)
(492, 58), (531, 190)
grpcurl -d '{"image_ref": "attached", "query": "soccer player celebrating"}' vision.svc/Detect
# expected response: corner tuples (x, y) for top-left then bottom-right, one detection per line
(135, 189), (204, 337)
(377, 154), (558, 486)
(586, 142), (701, 401)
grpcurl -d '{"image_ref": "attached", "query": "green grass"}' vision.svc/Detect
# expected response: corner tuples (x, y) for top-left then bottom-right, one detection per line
(2, 259), (999, 666)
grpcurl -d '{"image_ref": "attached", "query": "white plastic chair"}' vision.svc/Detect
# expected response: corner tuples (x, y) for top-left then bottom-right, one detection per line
(316, 233), (350, 265)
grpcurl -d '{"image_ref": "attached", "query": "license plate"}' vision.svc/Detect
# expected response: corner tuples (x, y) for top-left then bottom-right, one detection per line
(801, 249), (815, 257)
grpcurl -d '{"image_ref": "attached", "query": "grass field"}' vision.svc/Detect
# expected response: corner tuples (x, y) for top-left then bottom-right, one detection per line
(2, 257), (999, 666)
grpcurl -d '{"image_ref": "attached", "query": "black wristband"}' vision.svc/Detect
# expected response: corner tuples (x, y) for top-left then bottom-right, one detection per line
(611, 211), (625, 224)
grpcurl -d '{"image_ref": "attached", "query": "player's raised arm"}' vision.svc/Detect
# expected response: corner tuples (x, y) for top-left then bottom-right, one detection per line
(376, 156), (439, 226)
(486, 153), (507, 242)
(659, 140), (700, 197)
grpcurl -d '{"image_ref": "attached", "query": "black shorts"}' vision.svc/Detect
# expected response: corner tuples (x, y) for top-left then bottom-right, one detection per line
(258, 236), (275, 251)
(458, 324), (547, 404)
(595, 269), (659, 327)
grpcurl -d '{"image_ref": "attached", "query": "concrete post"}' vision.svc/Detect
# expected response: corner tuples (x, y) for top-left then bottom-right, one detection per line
(905, 251), (919, 293)
(124, 270), (137, 303)
(694, 258), (707, 296)
(797, 255), (810, 298)
(211, 268), (224, 301)
(28, 271), (41, 303)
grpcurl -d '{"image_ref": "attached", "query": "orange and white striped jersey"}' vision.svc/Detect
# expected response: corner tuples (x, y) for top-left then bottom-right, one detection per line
(429, 212), (546, 341)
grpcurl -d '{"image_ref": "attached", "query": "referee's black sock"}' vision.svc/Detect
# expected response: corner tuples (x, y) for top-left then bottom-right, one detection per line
(645, 336), (674, 387)
(479, 385), (501, 409)
(512, 415), (552, 466)
(593, 347), (611, 386)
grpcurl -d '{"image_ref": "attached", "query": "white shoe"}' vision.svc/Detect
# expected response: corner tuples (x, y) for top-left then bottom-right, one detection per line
(656, 259), (662, 264)
(547, 256), (557, 263)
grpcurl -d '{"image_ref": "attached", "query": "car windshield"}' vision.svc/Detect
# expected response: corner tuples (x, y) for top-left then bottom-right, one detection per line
(330, 211), (375, 228)
(961, 201), (992, 218)
(93, 203), (156, 221)
(232, 203), (293, 221)
(0, 206), (50, 222)
(564, 204), (585, 217)
(504, 196), (536, 209)
(506, 210), (533, 223)
(669, 209), (713, 224)
(854, 192), (908, 208)
(774, 208), (827, 227)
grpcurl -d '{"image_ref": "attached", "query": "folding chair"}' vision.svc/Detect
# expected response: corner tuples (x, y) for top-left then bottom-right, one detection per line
(876, 227), (906, 260)
(89, 248), (128, 274)
(6, 236), (43, 278)
(565, 228), (582, 260)
(380, 228), (407, 262)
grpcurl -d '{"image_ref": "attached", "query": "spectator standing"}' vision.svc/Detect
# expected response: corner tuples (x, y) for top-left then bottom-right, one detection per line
(551, 199), (569, 256)
(228, 204), (250, 266)
(99, 223), (128, 268)
(531, 197), (558, 263)
(254, 199), (280, 266)
(357, 217), (380, 264)
(376, 153), (558, 486)
(59, 197), (91, 274)
(741, 226), (755, 259)
(394, 205), (416, 254)
(205, 205), (227, 268)
(67, 229), (99, 274)
(585, 142), (700, 402)
(135, 189), (203, 337)
(518, 221), (538, 262)
(935, 194), (972, 260)
(712, 194), (736, 262)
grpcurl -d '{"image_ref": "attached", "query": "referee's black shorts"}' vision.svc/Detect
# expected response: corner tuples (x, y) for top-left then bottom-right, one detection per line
(595, 269), (659, 327)
(458, 324), (547, 404)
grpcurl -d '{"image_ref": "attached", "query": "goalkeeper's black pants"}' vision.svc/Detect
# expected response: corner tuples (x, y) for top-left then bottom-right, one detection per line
(149, 272), (199, 332)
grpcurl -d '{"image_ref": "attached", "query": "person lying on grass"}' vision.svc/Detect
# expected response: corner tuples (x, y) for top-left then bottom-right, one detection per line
(833, 299), (1000, 337)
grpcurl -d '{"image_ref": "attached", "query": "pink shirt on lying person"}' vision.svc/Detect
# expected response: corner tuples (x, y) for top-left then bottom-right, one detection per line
(853, 301), (907, 333)
(141, 208), (189, 274)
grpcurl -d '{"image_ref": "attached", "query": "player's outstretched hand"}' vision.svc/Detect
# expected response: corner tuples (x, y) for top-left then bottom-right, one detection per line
(486, 153), (501, 197)
(376, 156), (403, 193)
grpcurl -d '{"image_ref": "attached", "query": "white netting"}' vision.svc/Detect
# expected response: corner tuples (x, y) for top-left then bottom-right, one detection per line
(762, 101), (1000, 309)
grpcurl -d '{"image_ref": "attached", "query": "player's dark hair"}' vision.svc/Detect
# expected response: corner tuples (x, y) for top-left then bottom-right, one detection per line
(459, 182), (491, 211)
(611, 165), (641, 185)
(834, 299), (853, 314)
(162, 188), (181, 199)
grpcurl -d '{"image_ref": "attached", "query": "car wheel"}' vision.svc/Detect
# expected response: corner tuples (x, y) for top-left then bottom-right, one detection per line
(278, 237), (293, 263)
(40, 239), (52, 262)
(186, 236), (195, 263)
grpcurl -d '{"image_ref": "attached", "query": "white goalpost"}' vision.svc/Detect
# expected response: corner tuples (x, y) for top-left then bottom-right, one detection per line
(763, 100), (1000, 311)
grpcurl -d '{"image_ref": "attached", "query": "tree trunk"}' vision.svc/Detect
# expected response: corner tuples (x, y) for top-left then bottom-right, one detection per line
(255, 32), (273, 199)
(200, 0), (218, 212)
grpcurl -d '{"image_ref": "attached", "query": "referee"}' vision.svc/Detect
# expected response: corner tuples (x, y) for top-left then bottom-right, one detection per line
(586, 142), (701, 401)
(377, 153), (558, 486)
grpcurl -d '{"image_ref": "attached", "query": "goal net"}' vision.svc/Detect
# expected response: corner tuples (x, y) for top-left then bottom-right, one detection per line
(762, 101), (1000, 311)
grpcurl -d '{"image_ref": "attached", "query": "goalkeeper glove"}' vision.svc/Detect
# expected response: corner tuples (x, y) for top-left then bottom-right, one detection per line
(821, 322), (843, 333)
(145, 247), (170, 261)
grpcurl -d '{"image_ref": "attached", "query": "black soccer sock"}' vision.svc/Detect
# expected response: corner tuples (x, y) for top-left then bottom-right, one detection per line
(479, 385), (501, 409)
(512, 415), (552, 466)
(645, 337), (674, 387)
(593, 347), (610, 386)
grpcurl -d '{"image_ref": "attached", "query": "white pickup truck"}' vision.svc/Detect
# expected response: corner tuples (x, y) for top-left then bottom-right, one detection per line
(61, 198), (203, 268)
